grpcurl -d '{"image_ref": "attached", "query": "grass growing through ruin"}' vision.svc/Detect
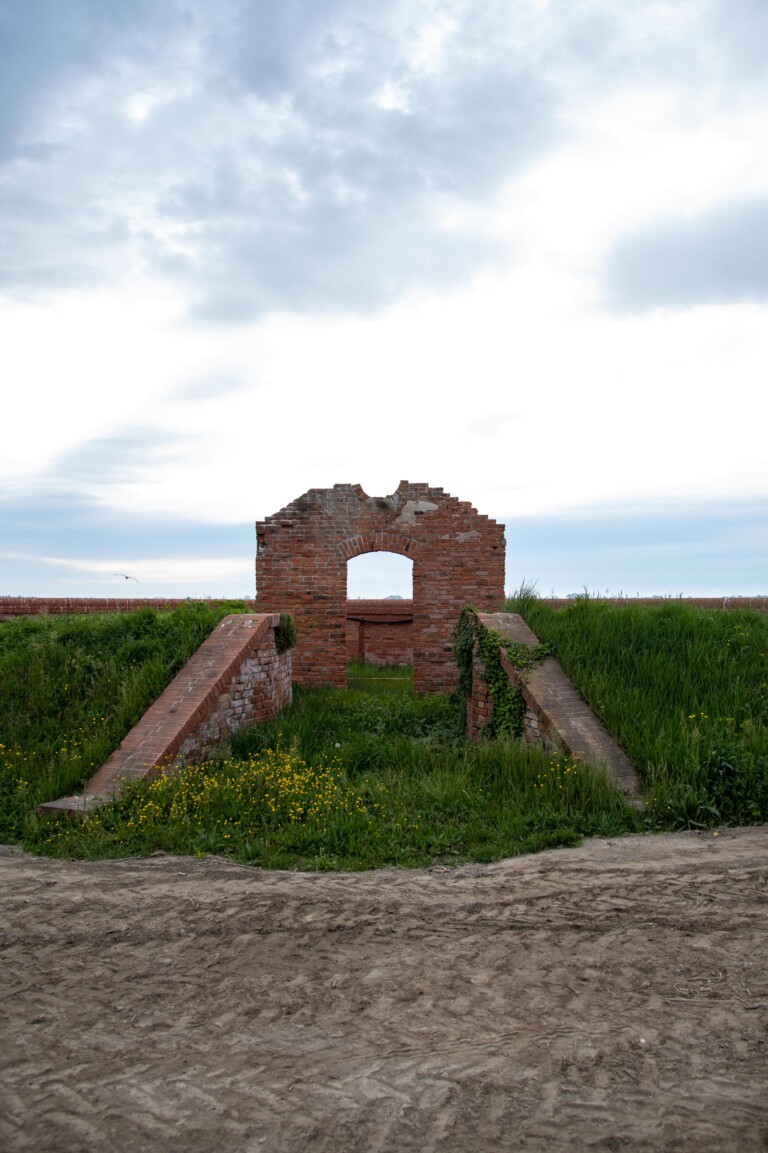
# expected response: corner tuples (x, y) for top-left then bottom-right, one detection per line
(31, 681), (640, 868)
(0, 602), (251, 844)
(5, 597), (766, 869)
(507, 591), (768, 828)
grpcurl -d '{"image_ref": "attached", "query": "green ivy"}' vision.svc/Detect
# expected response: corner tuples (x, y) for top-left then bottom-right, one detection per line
(452, 608), (476, 704)
(274, 613), (297, 655)
(453, 608), (550, 739)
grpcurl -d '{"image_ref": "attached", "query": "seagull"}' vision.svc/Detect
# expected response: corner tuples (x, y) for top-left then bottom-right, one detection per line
(114, 573), (141, 582)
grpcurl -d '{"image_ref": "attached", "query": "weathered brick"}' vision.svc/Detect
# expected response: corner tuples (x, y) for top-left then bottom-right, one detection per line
(468, 612), (641, 801)
(39, 614), (292, 814)
(256, 481), (505, 693)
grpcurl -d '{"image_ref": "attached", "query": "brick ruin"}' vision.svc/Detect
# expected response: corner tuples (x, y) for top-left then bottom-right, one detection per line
(256, 482), (506, 693)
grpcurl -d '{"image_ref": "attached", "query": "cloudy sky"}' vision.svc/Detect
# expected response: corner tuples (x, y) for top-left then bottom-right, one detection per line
(1, 0), (766, 600)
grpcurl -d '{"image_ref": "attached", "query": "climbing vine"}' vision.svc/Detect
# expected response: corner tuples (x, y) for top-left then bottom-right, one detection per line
(274, 613), (297, 655)
(453, 608), (551, 739)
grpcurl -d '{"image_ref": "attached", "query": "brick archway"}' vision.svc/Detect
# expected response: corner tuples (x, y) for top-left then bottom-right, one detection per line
(256, 481), (505, 693)
(338, 530), (423, 563)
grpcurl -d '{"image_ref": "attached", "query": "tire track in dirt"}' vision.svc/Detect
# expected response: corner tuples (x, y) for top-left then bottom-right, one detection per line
(1, 829), (767, 1152)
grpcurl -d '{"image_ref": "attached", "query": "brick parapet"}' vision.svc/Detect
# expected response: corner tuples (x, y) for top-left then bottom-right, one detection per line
(0, 598), (255, 620)
(7, 595), (766, 626)
(470, 612), (641, 802)
(38, 614), (291, 816)
(346, 599), (414, 621)
(537, 597), (768, 611)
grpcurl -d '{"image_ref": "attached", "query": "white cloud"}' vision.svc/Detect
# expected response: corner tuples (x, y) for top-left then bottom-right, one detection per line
(408, 15), (458, 74)
(1, 551), (251, 586)
(1, 0), (767, 597)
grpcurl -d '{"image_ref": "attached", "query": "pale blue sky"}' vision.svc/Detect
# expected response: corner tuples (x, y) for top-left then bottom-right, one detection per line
(1, 0), (766, 598)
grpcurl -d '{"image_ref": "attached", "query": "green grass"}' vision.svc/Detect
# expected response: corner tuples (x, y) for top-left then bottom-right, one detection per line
(346, 662), (413, 693)
(4, 595), (765, 870)
(30, 682), (641, 868)
(0, 602), (252, 843)
(506, 592), (768, 828)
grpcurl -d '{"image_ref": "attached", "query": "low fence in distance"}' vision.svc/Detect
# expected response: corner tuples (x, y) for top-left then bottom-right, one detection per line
(5, 597), (767, 675)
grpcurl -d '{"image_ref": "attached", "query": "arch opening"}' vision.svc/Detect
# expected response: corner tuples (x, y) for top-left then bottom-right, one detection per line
(346, 551), (413, 600)
(346, 551), (414, 689)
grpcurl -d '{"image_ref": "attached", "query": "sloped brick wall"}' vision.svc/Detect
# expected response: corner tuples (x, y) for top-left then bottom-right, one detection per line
(468, 612), (641, 801)
(39, 614), (291, 815)
(256, 482), (505, 693)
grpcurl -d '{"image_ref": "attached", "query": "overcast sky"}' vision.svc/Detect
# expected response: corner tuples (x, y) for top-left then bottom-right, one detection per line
(1, 0), (766, 599)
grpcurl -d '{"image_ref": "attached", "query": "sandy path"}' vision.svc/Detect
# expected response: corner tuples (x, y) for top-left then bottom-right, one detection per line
(1, 828), (767, 1152)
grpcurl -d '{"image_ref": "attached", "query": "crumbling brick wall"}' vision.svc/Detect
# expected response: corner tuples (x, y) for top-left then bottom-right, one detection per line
(256, 482), (505, 693)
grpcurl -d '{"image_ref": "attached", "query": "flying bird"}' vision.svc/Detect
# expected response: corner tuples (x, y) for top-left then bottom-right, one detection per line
(114, 573), (140, 582)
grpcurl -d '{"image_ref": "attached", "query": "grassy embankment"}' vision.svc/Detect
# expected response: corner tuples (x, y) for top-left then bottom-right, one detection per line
(0, 603), (250, 843)
(508, 590), (768, 829)
(0, 608), (636, 866)
(1, 597), (765, 869)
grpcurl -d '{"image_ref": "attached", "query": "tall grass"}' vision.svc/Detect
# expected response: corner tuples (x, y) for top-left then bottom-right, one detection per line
(0, 602), (251, 841)
(33, 684), (640, 868)
(5, 595), (764, 869)
(346, 662), (413, 693)
(506, 594), (768, 827)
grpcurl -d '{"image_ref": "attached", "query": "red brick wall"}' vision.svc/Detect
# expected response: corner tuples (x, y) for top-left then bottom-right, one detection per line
(466, 639), (493, 740)
(355, 620), (413, 666)
(346, 599), (414, 665)
(466, 640), (554, 748)
(256, 482), (506, 693)
(7, 594), (766, 629)
(0, 598), (254, 620)
(540, 597), (768, 611)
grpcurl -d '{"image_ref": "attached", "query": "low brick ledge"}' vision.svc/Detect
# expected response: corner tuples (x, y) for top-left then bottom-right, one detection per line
(38, 613), (282, 816)
(0, 597), (255, 619)
(346, 599), (414, 623)
(539, 597), (768, 611)
(478, 613), (642, 803)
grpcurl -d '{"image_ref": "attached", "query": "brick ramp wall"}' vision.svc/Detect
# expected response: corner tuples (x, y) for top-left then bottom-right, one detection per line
(471, 612), (641, 803)
(38, 614), (291, 816)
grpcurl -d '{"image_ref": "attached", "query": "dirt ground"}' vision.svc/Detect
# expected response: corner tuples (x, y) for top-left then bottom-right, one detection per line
(1, 828), (767, 1153)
